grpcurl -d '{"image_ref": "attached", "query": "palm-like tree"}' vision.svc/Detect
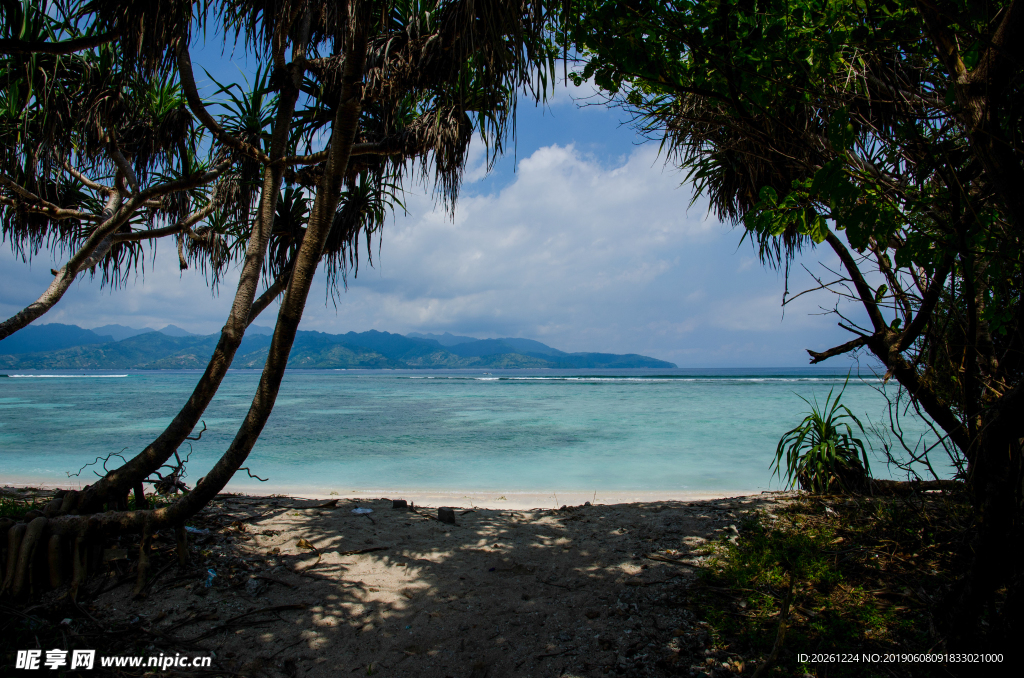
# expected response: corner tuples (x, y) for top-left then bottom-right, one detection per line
(1, 0), (559, 599)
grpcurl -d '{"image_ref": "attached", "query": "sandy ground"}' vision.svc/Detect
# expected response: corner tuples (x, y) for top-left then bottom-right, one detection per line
(28, 491), (796, 677)
(2, 480), (761, 511)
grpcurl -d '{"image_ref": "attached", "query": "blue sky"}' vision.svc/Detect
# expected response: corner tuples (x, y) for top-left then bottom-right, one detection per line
(0, 41), (870, 367)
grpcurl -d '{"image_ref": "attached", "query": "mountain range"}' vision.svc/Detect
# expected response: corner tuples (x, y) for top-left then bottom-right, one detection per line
(0, 324), (676, 370)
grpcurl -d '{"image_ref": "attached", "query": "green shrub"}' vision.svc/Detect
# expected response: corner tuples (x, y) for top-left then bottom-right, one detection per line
(773, 378), (870, 493)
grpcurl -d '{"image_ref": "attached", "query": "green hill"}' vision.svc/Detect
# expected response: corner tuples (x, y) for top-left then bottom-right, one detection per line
(0, 325), (677, 369)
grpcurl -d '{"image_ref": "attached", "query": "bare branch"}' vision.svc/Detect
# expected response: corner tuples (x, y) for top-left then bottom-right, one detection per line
(238, 467), (269, 482)
(0, 30), (120, 55)
(807, 335), (871, 364)
(185, 421), (207, 441)
(897, 254), (953, 352)
(63, 163), (114, 194)
(108, 142), (140, 195)
(0, 194), (100, 222)
(112, 194), (220, 243)
(825, 232), (889, 332)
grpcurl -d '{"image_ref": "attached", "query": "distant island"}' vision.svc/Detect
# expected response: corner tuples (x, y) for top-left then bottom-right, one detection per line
(0, 324), (676, 370)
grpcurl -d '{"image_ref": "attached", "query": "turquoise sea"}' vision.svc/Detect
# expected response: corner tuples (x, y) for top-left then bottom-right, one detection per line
(0, 368), (945, 495)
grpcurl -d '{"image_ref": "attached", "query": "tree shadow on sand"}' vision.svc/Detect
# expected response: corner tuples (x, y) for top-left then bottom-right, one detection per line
(10, 491), (788, 677)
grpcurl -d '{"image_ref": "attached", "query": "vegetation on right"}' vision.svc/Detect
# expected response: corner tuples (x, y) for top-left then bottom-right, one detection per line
(560, 0), (1023, 655)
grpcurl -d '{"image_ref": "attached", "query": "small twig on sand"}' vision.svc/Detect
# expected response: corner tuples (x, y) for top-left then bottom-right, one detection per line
(255, 575), (299, 590)
(269, 636), (307, 658)
(189, 604), (306, 641)
(538, 579), (571, 590)
(537, 648), (575, 659)
(336, 546), (388, 557)
(135, 560), (177, 598)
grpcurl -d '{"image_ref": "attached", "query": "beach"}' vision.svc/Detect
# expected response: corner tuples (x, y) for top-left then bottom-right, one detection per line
(10, 486), (794, 677)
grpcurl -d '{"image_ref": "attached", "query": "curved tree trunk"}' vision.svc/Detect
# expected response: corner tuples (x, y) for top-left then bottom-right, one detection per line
(1, 162), (226, 342)
(71, 30), (313, 514)
(0, 11), (372, 603)
(148, 4), (370, 532)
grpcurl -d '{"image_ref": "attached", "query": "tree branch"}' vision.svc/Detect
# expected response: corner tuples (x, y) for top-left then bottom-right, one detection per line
(247, 269), (292, 327)
(897, 254), (953, 352)
(177, 45), (271, 165)
(0, 194), (100, 222)
(807, 335), (871, 364)
(0, 164), (227, 341)
(112, 196), (220, 243)
(825, 232), (888, 332)
(280, 142), (401, 166)
(63, 163), (114, 194)
(0, 191), (122, 340)
(0, 30), (120, 55)
(108, 142), (140, 195)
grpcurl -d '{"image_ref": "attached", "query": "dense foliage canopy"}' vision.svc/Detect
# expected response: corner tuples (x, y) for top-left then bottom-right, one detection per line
(562, 0), (1023, 640)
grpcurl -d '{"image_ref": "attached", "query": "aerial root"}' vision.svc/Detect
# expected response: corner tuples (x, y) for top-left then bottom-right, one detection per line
(2, 522), (26, 594)
(44, 497), (63, 518)
(71, 535), (87, 601)
(12, 516), (47, 599)
(133, 518), (153, 598)
(48, 534), (65, 589)
(59, 490), (80, 515)
(133, 482), (148, 509)
(1, 508), (183, 601)
(0, 518), (13, 579)
(175, 523), (189, 566)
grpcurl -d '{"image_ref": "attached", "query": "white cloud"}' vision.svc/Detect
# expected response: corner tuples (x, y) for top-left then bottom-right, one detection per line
(297, 144), (859, 364)
(0, 143), (864, 366)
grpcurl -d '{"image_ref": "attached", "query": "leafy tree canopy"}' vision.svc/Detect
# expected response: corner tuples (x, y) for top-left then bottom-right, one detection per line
(561, 0), (1023, 641)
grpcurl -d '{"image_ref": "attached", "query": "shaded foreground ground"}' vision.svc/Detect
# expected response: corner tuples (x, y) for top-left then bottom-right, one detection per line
(3, 490), (780, 677)
(1, 487), (990, 677)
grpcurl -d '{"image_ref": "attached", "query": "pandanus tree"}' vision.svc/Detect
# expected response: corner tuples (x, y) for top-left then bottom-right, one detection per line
(1, 0), (556, 599)
(562, 0), (1023, 640)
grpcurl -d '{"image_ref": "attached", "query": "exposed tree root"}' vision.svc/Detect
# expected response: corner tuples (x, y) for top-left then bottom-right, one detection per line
(12, 516), (47, 599)
(176, 523), (189, 566)
(133, 520), (153, 597)
(47, 534), (64, 590)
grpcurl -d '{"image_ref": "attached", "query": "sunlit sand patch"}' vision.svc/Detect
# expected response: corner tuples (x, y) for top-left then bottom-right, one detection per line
(63, 491), (797, 677)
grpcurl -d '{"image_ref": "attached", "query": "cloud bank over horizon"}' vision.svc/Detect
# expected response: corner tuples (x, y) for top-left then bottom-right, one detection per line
(0, 143), (863, 367)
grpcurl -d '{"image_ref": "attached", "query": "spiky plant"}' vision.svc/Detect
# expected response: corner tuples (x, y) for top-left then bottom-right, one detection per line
(773, 379), (870, 494)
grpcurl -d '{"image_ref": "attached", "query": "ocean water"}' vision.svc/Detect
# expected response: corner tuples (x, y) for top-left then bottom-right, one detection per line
(0, 368), (946, 495)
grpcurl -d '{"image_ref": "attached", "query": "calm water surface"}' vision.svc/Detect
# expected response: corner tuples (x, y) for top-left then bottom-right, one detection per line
(0, 368), (943, 494)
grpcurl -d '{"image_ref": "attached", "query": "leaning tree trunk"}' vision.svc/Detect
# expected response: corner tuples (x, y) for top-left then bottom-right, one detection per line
(948, 402), (1024, 646)
(0, 161), (226, 342)
(0, 192), (122, 340)
(66, 33), (313, 515)
(0, 4), (367, 602)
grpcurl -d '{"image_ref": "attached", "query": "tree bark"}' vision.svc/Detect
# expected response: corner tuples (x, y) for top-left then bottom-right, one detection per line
(43, 1), (372, 540)
(149, 3), (370, 530)
(74, 24), (313, 513)
(0, 164), (227, 341)
(0, 192), (121, 340)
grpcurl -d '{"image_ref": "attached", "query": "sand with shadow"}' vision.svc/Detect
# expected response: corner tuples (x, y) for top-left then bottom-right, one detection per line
(78, 491), (794, 677)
